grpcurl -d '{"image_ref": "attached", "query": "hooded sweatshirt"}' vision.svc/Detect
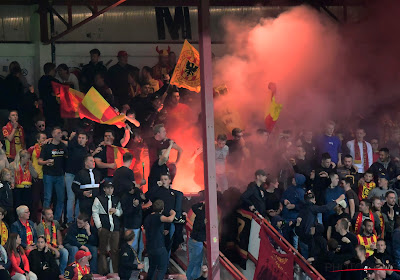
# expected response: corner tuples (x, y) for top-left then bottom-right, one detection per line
(281, 174), (306, 222)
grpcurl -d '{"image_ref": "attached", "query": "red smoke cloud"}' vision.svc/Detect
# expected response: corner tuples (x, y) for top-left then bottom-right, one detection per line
(171, 1), (400, 194)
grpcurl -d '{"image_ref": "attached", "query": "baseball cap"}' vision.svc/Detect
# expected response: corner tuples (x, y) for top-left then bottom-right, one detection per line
(338, 200), (347, 209)
(117, 51), (128, 57)
(255, 169), (268, 177)
(379, 173), (390, 180)
(75, 250), (91, 261)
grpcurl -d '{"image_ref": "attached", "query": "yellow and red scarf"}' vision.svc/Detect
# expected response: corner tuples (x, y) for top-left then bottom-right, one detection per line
(0, 221), (8, 246)
(354, 211), (376, 235)
(33, 143), (41, 159)
(377, 212), (385, 239)
(42, 219), (57, 247)
(20, 219), (33, 246)
(358, 181), (376, 201)
(357, 234), (377, 258)
(75, 262), (90, 280)
(2, 122), (24, 159)
(15, 162), (32, 188)
(354, 140), (369, 172)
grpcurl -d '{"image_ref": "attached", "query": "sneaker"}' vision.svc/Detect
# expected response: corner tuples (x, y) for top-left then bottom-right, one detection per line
(174, 216), (186, 224)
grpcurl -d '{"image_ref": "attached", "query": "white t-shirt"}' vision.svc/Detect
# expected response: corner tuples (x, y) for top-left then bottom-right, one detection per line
(56, 73), (80, 91)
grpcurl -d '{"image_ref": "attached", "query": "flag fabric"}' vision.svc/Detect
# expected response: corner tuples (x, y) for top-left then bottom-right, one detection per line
(254, 228), (294, 280)
(264, 89), (282, 133)
(51, 82), (85, 118)
(170, 40), (201, 93)
(79, 87), (126, 128)
(106, 145), (135, 177)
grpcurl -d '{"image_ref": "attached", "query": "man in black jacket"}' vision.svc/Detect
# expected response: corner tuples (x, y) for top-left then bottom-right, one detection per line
(80, 48), (107, 92)
(311, 152), (336, 206)
(121, 184), (149, 261)
(119, 230), (144, 280)
(72, 155), (103, 217)
(240, 169), (268, 217)
(370, 148), (400, 188)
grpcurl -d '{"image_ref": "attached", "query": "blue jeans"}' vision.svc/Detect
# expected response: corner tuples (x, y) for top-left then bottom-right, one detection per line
(148, 247), (168, 280)
(58, 247), (69, 274)
(64, 243), (98, 274)
(65, 173), (79, 223)
(43, 175), (65, 221)
(126, 228), (144, 261)
(186, 238), (204, 280)
(167, 223), (175, 259)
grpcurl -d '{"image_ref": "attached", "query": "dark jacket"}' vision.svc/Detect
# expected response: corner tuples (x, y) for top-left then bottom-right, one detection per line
(0, 181), (13, 209)
(81, 61), (107, 92)
(63, 222), (98, 248)
(191, 202), (206, 242)
(241, 182), (266, 216)
(119, 242), (140, 280)
(370, 159), (399, 187)
(312, 165), (336, 205)
(28, 249), (59, 279)
(121, 189), (147, 230)
(296, 200), (337, 242)
(314, 250), (354, 280)
(72, 168), (102, 216)
(281, 174), (306, 222)
(10, 219), (37, 249)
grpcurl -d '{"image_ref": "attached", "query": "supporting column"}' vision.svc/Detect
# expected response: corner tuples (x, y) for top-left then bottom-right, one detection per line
(198, 0), (220, 280)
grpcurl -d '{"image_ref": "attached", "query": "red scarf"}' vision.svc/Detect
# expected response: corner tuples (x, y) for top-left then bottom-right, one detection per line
(377, 212), (385, 239)
(354, 140), (369, 171)
(33, 143), (42, 159)
(42, 219), (57, 247)
(354, 211), (376, 235)
(357, 234), (378, 258)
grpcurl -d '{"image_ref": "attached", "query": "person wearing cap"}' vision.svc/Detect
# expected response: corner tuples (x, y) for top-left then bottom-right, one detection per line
(369, 173), (398, 201)
(64, 250), (91, 280)
(357, 219), (378, 258)
(240, 169), (268, 217)
(108, 51), (139, 107)
(326, 199), (350, 239)
(81, 48), (107, 92)
(92, 182), (122, 275)
(296, 190), (345, 258)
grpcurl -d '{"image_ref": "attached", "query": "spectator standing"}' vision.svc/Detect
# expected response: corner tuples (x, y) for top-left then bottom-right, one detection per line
(346, 128), (373, 174)
(92, 182), (122, 275)
(38, 127), (67, 221)
(215, 134), (229, 192)
(0, 169), (15, 224)
(10, 150), (37, 211)
(81, 48), (107, 93)
(108, 51), (139, 107)
(2, 110), (25, 161)
(65, 132), (89, 224)
(72, 155), (102, 217)
(186, 202), (206, 280)
(38, 63), (61, 127)
(143, 200), (175, 280)
(240, 169), (268, 217)
(342, 177), (359, 219)
(316, 120), (342, 165)
(119, 230), (144, 280)
(56, 64), (80, 91)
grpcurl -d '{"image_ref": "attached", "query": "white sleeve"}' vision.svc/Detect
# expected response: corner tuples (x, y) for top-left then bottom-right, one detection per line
(92, 198), (102, 229)
(367, 142), (373, 167)
(115, 201), (123, 217)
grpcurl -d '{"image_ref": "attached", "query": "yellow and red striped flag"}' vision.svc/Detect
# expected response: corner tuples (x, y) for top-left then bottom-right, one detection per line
(264, 84), (282, 133)
(51, 82), (85, 118)
(79, 87), (126, 128)
(170, 40), (201, 93)
(106, 145), (135, 177)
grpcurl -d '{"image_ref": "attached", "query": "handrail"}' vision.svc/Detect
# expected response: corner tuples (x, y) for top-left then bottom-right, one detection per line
(244, 210), (324, 280)
(185, 218), (247, 280)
